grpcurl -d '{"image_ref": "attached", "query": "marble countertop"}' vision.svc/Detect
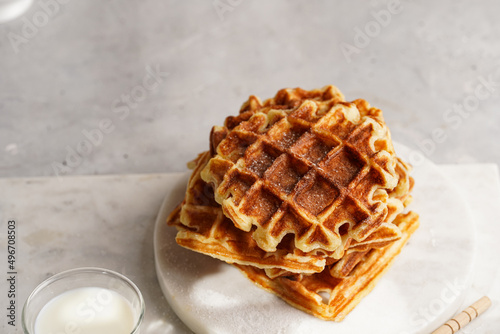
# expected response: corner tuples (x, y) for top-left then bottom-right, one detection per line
(0, 165), (499, 334)
(0, 0), (499, 178)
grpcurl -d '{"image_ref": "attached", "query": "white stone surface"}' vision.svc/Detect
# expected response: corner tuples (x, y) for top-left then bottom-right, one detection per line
(0, 173), (193, 334)
(0, 0), (499, 178)
(0, 164), (498, 333)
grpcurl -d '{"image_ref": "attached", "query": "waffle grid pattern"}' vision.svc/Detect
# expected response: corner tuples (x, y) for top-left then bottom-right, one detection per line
(172, 152), (330, 274)
(203, 90), (400, 253)
(170, 151), (412, 276)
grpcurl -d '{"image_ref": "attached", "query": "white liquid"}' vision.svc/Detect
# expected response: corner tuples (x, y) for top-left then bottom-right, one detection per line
(35, 287), (135, 334)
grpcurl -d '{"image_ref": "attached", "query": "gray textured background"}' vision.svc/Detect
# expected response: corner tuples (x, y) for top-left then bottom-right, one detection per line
(1, 0), (499, 178)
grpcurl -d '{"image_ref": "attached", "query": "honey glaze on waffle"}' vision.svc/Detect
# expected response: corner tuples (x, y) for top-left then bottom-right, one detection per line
(202, 86), (404, 254)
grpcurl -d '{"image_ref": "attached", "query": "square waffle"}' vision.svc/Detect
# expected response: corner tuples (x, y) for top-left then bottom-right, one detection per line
(168, 149), (413, 276)
(201, 86), (405, 254)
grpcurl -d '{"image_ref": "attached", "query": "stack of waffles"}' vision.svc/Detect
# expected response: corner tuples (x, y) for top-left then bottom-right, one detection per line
(167, 85), (419, 321)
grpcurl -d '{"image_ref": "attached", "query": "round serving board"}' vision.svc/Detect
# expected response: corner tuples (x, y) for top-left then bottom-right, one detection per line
(154, 143), (476, 334)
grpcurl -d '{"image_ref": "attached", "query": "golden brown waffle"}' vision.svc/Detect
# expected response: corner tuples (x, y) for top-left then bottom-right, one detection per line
(201, 86), (403, 254)
(235, 211), (419, 321)
(169, 149), (412, 275)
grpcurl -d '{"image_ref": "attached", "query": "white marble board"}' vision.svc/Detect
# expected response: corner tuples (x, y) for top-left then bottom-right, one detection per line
(0, 163), (499, 333)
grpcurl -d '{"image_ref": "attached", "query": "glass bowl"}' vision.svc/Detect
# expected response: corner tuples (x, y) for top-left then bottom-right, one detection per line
(22, 267), (144, 334)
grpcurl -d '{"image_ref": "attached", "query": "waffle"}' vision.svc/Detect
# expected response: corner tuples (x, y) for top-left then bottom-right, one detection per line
(201, 86), (403, 254)
(169, 149), (412, 276)
(235, 211), (420, 321)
